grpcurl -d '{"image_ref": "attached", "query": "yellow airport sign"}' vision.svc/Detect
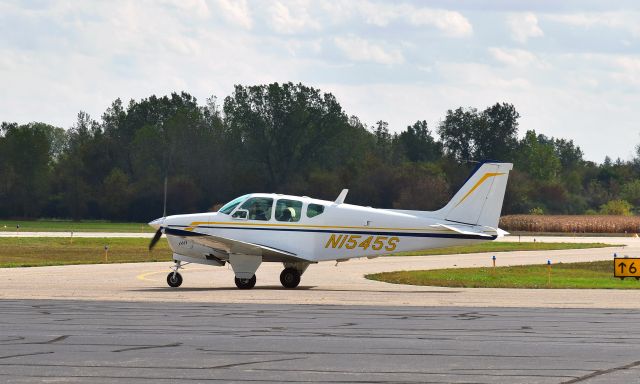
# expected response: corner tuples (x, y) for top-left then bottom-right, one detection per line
(614, 257), (640, 280)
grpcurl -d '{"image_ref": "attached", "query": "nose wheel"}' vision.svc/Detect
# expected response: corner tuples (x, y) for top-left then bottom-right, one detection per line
(167, 272), (183, 287)
(166, 260), (183, 288)
(235, 275), (256, 289)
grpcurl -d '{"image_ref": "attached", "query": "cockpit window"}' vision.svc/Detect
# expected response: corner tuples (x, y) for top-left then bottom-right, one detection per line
(238, 197), (273, 221)
(306, 203), (325, 218)
(218, 195), (249, 215)
(275, 199), (302, 222)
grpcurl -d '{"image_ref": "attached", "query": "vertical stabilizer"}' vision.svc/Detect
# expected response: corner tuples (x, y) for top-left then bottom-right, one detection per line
(434, 161), (513, 228)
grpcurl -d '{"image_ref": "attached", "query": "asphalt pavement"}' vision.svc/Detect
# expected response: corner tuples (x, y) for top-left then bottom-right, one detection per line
(1, 300), (639, 384)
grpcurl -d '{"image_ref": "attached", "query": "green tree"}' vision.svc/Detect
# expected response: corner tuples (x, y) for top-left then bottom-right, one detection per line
(475, 103), (520, 160)
(223, 82), (352, 190)
(516, 130), (561, 181)
(0, 122), (58, 217)
(397, 120), (442, 162)
(621, 180), (640, 207)
(437, 107), (475, 161)
(437, 103), (519, 161)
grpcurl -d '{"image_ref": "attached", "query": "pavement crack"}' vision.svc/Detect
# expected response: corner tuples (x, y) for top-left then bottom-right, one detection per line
(43, 335), (69, 344)
(112, 342), (182, 353)
(209, 356), (305, 370)
(560, 360), (640, 383)
(0, 352), (53, 360)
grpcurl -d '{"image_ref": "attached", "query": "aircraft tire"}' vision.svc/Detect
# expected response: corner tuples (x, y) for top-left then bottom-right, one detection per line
(235, 275), (256, 289)
(280, 268), (301, 289)
(167, 272), (183, 288)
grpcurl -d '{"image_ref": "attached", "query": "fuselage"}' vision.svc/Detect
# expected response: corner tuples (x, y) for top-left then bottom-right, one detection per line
(151, 193), (496, 262)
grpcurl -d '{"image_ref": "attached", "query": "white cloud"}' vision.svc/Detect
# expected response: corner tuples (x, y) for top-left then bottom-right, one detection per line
(437, 62), (531, 90)
(507, 12), (544, 43)
(408, 8), (472, 38)
(354, 1), (400, 27)
(488, 47), (546, 68)
(267, 1), (321, 34)
(320, 1), (472, 38)
(215, 0), (252, 29)
(334, 36), (403, 65)
(611, 57), (640, 85)
(161, 0), (210, 19)
(546, 12), (640, 37)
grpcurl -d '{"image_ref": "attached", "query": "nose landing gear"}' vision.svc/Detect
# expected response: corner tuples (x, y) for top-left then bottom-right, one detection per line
(235, 275), (257, 289)
(166, 260), (183, 288)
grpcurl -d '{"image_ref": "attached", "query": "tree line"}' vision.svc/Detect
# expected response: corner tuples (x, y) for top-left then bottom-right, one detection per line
(1, 82), (639, 221)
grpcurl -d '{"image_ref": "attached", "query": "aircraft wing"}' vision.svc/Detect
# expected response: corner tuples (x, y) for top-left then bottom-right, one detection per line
(163, 227), (307, 262)
(429, 223), (496, 238)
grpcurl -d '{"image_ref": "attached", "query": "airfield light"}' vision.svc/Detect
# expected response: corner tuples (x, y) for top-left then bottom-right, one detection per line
(104, 245), (109, 262)
(547, 260), (552, 286)
(492, 255), (496, 268)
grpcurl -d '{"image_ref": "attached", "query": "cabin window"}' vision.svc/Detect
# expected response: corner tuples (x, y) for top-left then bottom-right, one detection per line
(218, 195), (249, 215)
(236, 197), (273, 221)
(306, 203), (325, 218)
(275, 199), (303, 222)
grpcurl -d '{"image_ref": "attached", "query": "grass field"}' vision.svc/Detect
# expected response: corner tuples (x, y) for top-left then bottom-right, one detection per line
(367, 260), (640, 289)
(0, 220), (154, 233)
(0, 238), (613, 268)
(0, 237), (171, 267)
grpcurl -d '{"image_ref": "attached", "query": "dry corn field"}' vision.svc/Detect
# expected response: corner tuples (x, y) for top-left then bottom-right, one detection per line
(499, 215), (640, 234)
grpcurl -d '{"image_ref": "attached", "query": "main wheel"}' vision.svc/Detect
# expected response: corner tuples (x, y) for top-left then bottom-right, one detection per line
(235, 275), (256, 289)
(280, 268), (301, 289)
(167, 272), (183, 288)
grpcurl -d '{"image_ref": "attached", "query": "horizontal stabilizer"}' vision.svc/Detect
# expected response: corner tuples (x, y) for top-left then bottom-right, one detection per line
(496, 228), (510, 237)
(429, 223), (494, 238)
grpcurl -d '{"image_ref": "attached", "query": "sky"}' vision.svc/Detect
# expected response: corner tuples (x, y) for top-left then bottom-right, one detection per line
(1, 0), (639, 163)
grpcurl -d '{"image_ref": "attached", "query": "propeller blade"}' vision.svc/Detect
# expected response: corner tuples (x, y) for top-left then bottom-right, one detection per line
(149, 228), (163, 250)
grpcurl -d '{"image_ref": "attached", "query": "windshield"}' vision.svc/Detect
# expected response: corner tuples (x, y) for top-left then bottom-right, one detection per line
(218, 195), (250, 214)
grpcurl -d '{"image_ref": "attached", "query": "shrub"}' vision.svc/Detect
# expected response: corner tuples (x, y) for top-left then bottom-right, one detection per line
(599, 200), (633, 216)
(529, 207), (544, 215)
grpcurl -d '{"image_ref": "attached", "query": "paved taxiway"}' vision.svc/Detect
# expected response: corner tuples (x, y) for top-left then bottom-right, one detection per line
(2, 237), (638, 308)
(2, 236), (640, 383)
(1, 300), (639, 383)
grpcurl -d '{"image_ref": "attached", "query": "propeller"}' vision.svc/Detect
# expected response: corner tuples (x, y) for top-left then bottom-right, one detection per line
(149, 227), (163, 250)
(149, 175), (169, 251)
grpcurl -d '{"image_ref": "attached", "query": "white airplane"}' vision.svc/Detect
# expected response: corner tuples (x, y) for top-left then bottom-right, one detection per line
(149, 161), (513, 289)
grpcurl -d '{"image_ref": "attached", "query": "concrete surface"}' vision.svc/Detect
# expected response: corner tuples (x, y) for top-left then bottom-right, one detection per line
(1, 300), (639, 384)
(2, 237), (638, 308)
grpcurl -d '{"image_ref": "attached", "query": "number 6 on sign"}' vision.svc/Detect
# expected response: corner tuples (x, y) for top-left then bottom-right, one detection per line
(614, 258), (640, 280)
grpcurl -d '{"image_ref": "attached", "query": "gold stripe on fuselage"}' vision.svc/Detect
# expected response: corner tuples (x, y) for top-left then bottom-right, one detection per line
(184, 221), (494, 234)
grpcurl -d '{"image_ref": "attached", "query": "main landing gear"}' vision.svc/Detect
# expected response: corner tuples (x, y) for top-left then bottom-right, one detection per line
(280, 268), (301, 289)
(166, 260), (183, 288)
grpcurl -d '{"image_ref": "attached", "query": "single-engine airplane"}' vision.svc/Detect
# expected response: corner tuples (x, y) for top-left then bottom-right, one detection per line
(148, 161), (513, 289)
